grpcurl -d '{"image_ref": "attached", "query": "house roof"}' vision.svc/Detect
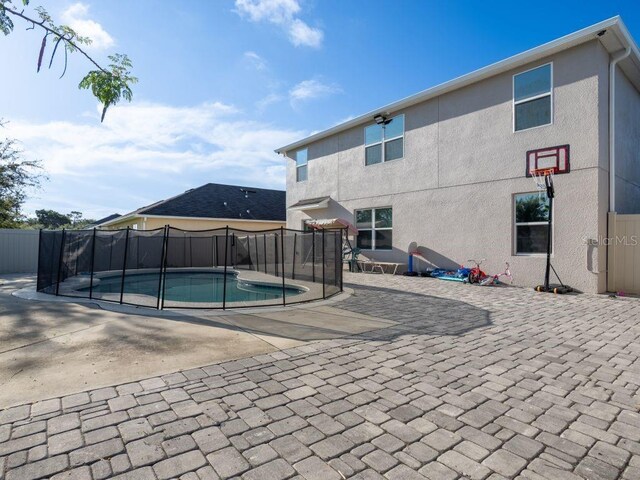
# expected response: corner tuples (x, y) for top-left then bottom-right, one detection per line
(99, 183), (286, 227)
(275, 16), (640, 155)
(90, 213), (121, 227)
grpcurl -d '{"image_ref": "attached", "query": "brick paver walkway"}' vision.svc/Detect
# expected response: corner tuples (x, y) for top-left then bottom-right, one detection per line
(1, 274), (639, 479)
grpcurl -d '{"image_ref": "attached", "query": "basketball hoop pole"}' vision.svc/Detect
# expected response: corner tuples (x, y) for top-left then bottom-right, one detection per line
(533, 170), (573, 294)
(543, 174), (554, 291)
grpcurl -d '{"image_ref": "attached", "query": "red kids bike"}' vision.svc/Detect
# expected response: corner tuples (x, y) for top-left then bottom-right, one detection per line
(466, 259), (487, 284)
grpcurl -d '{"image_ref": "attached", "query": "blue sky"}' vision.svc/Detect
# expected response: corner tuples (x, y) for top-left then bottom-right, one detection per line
(2, 0), (640, 219)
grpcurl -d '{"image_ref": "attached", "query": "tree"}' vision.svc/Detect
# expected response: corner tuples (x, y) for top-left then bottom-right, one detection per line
(0, 127), (44, 228)
(34, 209), (70, 229)
(69, 210), (82, 225)
(0, 0), (137, 121)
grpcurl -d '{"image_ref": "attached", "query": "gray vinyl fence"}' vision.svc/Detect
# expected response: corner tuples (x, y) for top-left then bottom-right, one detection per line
(0, 229), (40, 274)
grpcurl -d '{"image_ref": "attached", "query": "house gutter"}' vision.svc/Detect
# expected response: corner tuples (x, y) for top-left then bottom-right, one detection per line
(606, 46), (631, 293)
(609, 46), (632, 212)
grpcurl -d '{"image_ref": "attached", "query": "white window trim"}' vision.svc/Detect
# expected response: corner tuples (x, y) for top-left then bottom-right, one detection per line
(295, 148), (308, 182)
(355, 207), (393, 251)
(364, 114), (405, 165)
(513, 192), (554, 256)
(513, 62), (553, 133)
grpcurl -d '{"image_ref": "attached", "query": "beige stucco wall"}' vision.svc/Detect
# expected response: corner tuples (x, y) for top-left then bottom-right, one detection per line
(615, 67), (640, 214)
(286, 40), (614, 293)
(103, 217), (285, 232)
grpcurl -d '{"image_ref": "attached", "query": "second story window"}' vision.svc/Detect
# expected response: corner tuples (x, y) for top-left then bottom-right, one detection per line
(514, 63), (552, 132)
(364, 114), (404, 165)
(296, 148), (308, 182)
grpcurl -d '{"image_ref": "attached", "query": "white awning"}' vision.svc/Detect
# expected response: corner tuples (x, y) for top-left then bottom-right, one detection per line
(288, 196), (331, 211)
(306, 218), (358, 236)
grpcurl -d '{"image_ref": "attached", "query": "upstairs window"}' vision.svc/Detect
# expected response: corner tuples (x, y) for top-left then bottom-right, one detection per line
(513, 63), (552, 132)
(364, 114), (404, 165)
(296, 148), (308, 182)
(355, 207), (393, 250)
(514, 192), (551, 254)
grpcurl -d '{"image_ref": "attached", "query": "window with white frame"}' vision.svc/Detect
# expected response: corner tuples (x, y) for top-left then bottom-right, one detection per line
(513, 63), (552, 132)
(296, 148), (308, 182)
(514, 192), (551, 254)
(355, 207), (392, 250)
(364, 114), (404, 165)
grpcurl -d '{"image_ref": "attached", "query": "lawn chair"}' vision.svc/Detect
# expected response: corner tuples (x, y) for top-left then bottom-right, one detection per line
(343, 247), (362, 272)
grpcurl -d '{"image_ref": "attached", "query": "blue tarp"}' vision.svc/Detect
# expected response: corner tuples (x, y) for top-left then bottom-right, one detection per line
(430, 267), (471, 282)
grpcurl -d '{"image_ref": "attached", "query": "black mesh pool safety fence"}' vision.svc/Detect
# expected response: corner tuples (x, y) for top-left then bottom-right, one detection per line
(36, 226), (345, 309)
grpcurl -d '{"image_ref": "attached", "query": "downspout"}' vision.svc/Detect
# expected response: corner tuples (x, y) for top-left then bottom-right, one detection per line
(606, 46), (631, 293)
(609, 47), (631, 212)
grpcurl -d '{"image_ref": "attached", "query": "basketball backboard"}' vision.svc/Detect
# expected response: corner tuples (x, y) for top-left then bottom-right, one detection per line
(526, 145), (570, 177)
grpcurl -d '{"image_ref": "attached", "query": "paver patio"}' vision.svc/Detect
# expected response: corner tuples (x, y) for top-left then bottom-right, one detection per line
(1, 272), (640, 479)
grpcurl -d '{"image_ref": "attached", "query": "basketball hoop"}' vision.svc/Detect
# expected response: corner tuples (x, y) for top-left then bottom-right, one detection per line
(531, 168), (555, 199)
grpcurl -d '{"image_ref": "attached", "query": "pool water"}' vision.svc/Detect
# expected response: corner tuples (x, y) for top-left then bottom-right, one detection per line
(84, 272), (303, 303)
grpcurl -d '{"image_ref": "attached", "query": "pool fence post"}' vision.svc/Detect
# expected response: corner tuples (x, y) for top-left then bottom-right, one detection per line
(339, 228), (345, 292)
(322, 228), (326, 299)
(55, 229), (66, 296)
(157, 225), (169, 310)
(119, 227), (130, 305)
(223, 226), (229, 310)
(74, 234), (79, 276)
(160, 226), (170, 310)
(36, 228), (41, 291)
(120, 227), (130, 305)
(89, 228), (97, 299)
(291, 231), (297, 280)
(312, 230), (316, 283)
(280, 227), (286, 306)
(274, 234), (279, 277)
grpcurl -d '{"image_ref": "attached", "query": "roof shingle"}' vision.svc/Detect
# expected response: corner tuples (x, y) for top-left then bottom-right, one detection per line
(136, 183), (285, 221)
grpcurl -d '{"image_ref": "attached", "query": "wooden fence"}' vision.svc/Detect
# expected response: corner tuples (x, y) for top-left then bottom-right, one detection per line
(608, 213), (640, 295)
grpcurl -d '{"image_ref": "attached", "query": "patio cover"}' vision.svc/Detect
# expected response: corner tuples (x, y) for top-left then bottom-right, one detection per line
(288, 196), (331, 211)
(306, 218), (358, 236)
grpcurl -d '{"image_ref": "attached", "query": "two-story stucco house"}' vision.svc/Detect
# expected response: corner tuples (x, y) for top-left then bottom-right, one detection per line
(276, 17), (640, 294)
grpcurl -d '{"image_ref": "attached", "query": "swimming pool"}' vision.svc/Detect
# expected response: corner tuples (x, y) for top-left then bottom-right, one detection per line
(84, 271), (305, 303)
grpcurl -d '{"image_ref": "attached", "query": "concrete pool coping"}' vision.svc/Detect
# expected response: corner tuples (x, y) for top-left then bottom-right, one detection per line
(12, 284), (353, 317)
(38, 267), (336, 309)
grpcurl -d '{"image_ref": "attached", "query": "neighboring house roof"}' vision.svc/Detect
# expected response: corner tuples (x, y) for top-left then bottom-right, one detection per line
(99, 183), (286, 227)
(276, 16), (640, 155)
(89, 213), (121, 228)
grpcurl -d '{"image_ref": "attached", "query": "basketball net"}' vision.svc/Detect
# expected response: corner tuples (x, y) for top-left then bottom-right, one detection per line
(532, 168), (555, 200)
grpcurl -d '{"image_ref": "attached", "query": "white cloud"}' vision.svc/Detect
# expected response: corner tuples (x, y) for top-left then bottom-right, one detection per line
(256, 93), (284, 112)
(244, 51), (267, 71)
(61, 3), (115, 50)
(288, 18), (323, 48)
(289, 79), (341, 105)
(235, 0), (323, 48)
(235, 0), (300, 23)
(6, 101), (304, 218)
